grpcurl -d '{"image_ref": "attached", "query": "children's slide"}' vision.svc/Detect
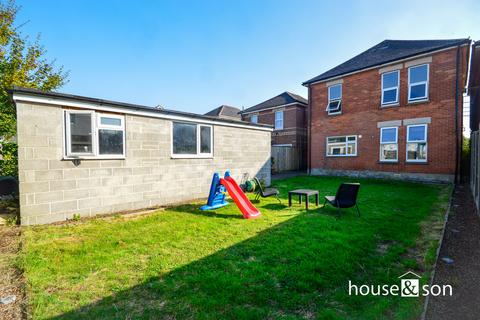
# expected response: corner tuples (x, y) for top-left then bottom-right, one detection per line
(220, 175), (261, 219)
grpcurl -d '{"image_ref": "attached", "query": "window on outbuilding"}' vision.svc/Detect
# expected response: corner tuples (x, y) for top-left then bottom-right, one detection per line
(250, 115), (258, 124)
(381, 70), (399, 105)
(408, 64), (429, 102)
(326, 84), (342, 115)
(172, 122), (213, 158)
(64, 110), (125, 158)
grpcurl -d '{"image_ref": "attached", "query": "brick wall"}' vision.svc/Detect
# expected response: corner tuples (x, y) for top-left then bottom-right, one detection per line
(16, 102), (271, 225)
(309, 46), (469, 182)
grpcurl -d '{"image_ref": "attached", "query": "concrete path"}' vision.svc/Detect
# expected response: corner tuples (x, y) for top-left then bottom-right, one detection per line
(425, 184), (480, 319)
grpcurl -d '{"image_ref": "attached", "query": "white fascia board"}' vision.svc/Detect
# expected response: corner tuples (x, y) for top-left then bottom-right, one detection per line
(13, 93), (273, 132)
(240, 102), (307, 115)
(304, 43), (471, 87)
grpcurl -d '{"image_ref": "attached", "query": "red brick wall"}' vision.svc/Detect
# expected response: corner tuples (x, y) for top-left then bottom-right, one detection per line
(308, 46), (469, 177)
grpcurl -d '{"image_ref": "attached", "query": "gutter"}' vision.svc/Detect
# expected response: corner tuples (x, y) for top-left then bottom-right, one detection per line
(239, 102), (308, 115)
(10, 88), (273, 132)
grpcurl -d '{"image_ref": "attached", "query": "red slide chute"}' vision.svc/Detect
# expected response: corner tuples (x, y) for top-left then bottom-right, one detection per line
(220, 176), (261, 219)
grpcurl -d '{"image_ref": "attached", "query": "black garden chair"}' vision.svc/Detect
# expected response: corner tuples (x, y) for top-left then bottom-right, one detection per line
(323, 183), (361, 216)
(253, 177), (281, 203)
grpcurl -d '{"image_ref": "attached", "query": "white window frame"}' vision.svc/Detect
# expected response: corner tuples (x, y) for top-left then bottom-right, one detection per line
(274, 110), (283, 130)
(326, 135), (357, 157)
(171, 121), (214, 159)
(96, 113), (126, 158)
(379, 127), (398, 162)
(250, 114), (258, 124)
(408, 64), (429, 102)
(64, 110), (126, 159)
(381, 70), (400, 106)
(406, 124), (428, 163)
(326, 84), (342, 115)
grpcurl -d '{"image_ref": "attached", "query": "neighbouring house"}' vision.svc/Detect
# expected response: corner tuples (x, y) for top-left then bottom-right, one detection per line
(239, 92), (308, 172)
(469, 41), (480, 132)
(10, 87), (272, 225)
(204, 105), (241, 120)
(303, 39), (472, 183)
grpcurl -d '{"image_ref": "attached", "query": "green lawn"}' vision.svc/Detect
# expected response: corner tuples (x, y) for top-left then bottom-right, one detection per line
(21, 176), (450, 319)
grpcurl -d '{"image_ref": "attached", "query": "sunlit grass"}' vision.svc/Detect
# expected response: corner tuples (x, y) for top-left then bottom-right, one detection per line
(21, 176), (450, 319)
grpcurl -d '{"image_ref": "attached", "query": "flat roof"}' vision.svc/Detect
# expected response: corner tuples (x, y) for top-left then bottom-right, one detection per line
(10, 86), (273, 131)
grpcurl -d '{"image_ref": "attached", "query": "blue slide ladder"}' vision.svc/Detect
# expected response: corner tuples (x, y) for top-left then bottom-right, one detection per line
(200, 172), (229, 210)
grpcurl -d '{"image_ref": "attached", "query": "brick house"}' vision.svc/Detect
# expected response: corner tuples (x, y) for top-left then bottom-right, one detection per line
(239, 92), (308, 171)
(303, 39), (471, 183)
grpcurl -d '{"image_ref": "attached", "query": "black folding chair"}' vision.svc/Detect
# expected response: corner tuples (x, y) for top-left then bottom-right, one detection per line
(253, 177), (281, 203)
(323, 183), (361, 216)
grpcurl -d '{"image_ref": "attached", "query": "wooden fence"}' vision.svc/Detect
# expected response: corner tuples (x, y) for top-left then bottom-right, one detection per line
(271, 145), (300, 173)
(471, 131), (480, 211)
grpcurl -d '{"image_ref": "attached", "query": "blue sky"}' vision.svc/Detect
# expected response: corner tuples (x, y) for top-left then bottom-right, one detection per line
(16, 0), (480, 114)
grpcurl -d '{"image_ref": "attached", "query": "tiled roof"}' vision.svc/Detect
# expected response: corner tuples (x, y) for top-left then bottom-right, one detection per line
(204, 105), (241, 119)
(303, 39), (470, 85)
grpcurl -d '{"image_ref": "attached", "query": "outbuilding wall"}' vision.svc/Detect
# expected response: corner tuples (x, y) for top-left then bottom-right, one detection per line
(16, 102), (271, 225)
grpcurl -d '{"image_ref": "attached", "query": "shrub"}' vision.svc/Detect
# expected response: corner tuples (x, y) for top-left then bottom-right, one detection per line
(0, 142), (18, 177)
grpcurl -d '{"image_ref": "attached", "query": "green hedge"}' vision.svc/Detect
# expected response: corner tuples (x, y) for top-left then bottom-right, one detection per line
(0, 142), (18, 177)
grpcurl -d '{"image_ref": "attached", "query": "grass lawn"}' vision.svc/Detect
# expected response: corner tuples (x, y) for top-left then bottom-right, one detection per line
(21, 176), (450, 319)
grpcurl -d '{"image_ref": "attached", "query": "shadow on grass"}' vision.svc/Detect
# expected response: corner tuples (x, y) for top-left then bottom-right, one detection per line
(168, 203), (244, 219)
(262, 203), (288, 210)
(45, 176), (441, 319)
(49, 212), (377, 319)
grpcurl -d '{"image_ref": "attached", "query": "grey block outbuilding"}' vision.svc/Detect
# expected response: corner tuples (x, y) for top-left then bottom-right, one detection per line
(11, 87), (272, 225)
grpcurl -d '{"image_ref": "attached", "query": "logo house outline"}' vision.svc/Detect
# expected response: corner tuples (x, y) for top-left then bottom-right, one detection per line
(398, 271), (421, 297)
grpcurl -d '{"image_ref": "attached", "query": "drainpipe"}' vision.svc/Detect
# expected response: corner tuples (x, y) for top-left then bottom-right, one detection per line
(307, 85), (312, 174)
(454, 44), (461, 184)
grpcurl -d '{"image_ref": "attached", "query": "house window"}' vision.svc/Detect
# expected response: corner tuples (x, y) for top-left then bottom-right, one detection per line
(274, 111), (283, 130)
(64, 110), (125, 158)
(380, 127), (398, 161)
(408, 64), (429, 102)
(172, 122), (213, 157)
(326, 135), (357, 156)
(406, 124), (427, 162)
(251, 115), (258, 124)
(381, 70), (399, 105)
(326, 84), (342, 115)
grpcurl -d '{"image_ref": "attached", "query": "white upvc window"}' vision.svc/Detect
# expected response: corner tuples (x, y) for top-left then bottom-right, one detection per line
(380, 127), (398, 162)
(326, 135), (357, 157)
(408, 64), (429, 102)
(250, 114), (258, 124)
(326, 84), (342, 115)
(172, 121), (213, 158)
(406, 124), (428, 162)
(381, 70), (400, 105)
(274, 110), (283, 130)
(64, 110), (125, 159)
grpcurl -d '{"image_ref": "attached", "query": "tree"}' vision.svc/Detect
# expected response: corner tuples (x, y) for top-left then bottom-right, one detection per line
(0, 0), (68, 176)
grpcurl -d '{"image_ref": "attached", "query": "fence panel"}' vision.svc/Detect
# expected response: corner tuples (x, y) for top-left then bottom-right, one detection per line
(471, 131), (480, 211)
(271, 145), (300, 173)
